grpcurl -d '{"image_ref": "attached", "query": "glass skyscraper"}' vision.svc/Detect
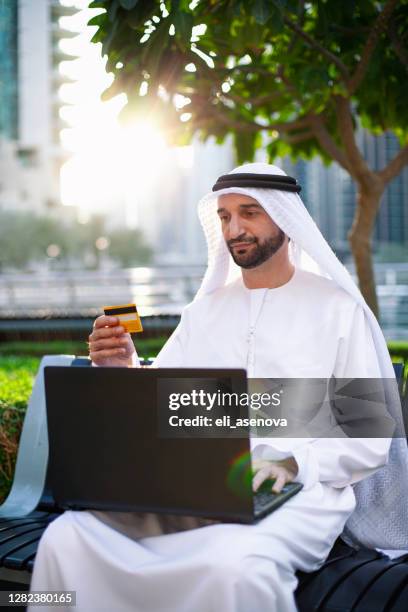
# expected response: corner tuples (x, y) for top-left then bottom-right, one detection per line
(0, 0), (18, 139)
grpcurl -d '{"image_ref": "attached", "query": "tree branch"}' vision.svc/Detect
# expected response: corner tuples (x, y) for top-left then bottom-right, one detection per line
(224, 90), (285, 109)
(348, 0), (399, 94)
(283, 16), (349, 81)
(266, 117), (311, 132)
(286, 0), (306, 54)
(308, 114), (351, 173)
(277, 65), (303, 104)
(193, 101), (313, 139)
(389, 18), (408, 74)
(285, 131), (314, 144)
(193, 113), (261, 134)
(333, 95), (373, 182)
(378, 143), (408, 183)
(219, 65), (272, 77)
(252, 93), (287, 108)
(212, 108), (311, 134)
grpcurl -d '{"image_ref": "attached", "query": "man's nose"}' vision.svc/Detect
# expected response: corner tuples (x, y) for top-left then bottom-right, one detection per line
(228, 215), (245, 239)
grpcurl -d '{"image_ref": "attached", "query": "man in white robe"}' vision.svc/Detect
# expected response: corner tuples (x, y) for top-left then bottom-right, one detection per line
(29, 164), (400, 612)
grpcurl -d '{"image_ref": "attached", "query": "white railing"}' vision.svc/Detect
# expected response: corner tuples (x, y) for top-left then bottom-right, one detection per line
(0, 264), (407, 338)
(0, 266), (206, 317)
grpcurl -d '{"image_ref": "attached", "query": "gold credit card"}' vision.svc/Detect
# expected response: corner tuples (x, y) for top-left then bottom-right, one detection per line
(103, 303), (143, 334)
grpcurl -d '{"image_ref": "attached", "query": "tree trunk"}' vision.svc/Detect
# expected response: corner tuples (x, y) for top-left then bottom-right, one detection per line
(348, 183), (384, 318)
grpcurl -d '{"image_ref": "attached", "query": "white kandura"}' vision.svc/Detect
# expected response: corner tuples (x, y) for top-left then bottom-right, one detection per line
(28, 163), (408, 612)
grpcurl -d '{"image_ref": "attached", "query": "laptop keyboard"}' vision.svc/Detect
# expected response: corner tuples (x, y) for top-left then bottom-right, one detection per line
(253, 483), (300, 516)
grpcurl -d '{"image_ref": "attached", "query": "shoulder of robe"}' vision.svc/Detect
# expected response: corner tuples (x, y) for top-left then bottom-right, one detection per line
(295, 268), (358, 311)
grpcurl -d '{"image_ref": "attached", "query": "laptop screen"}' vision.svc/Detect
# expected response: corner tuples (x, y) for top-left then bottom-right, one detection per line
(45, 366), (253, 521)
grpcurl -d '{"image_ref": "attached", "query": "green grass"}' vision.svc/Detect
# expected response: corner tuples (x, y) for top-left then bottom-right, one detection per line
(388, 341), (408, 362)
(0, 337), (168, 358)
(0, 357), (40, 501)
(0, 356), (39, 410)
(0, 341), (88, 357)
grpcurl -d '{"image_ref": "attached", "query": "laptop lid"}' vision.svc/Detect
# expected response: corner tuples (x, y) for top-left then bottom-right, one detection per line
(44, 366), (255, 522)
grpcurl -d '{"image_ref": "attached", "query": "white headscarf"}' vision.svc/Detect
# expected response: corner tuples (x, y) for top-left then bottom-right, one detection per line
(195, 162), (408, 552)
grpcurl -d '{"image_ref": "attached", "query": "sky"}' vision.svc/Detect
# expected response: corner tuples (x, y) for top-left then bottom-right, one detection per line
(58, 0), (174, 225)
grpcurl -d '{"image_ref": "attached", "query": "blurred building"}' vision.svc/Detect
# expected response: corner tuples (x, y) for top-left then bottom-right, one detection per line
(136, 138), (234, 265)
(0, 0), (18, 140)
(0, 0), (78, 215)
(283, 157), (350, 259)
(285, 131), (408, 259)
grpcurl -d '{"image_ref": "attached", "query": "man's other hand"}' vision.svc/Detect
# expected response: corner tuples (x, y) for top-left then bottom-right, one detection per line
(252, 458), (298, 494)
(89, 315), (136, 367)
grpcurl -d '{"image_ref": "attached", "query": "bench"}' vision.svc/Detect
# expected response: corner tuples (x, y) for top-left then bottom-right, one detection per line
(0, 357), (407, 611)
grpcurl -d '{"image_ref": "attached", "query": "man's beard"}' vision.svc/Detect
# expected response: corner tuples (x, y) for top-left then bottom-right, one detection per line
(227, 230), (286, 269)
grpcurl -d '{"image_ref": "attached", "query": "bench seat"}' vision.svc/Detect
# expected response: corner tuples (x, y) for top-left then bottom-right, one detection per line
(295, 539), (408, 611)
(0, 512), (60, 573)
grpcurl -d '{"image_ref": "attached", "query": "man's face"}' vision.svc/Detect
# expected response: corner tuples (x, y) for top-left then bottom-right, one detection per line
(217, 193), (286, 269)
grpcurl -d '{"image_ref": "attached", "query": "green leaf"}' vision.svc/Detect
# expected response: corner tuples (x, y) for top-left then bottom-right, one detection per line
(108, 0), (120, 23)
(88, 14), (107, 27)
(140, 21), (172, 80)
(253, 0), (273, 25)
(232, 1), (245, 18)
(233, 130), (259, 164)
(173, 10), (194, 41)
(271, 0), (287, 10)
(119, 0), (139, 9)
(88, 0), (408, 185)
(101, 19), (119, 56)
(174, 0), (193, 11)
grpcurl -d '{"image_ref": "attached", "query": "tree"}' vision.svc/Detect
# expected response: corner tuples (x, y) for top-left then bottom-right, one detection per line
(0, 211), (68, 270)
(0, 209), (153, 270)
(108, 227), (153, 266)
(89, 0), (408, 316)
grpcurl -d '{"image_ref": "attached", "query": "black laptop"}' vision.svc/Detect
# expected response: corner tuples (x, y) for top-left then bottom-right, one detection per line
(44, 366), (302, 523)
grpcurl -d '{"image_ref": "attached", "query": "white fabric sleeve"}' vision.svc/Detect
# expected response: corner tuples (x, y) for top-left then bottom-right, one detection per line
(152, 308), (190, 368)
(253, 304), (392, 490)
(131, 351), (141, 367)
(91, 350), (141, 367)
